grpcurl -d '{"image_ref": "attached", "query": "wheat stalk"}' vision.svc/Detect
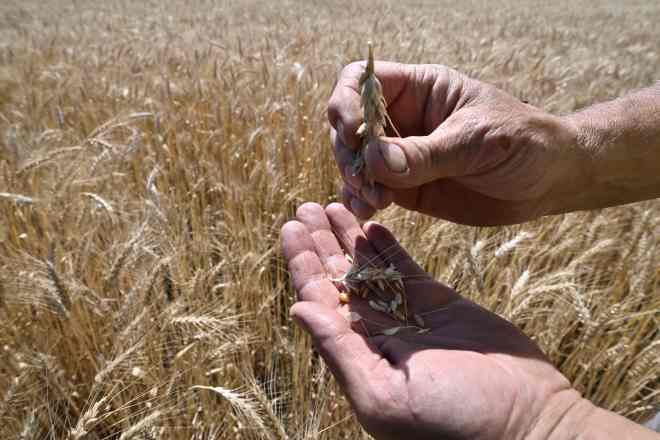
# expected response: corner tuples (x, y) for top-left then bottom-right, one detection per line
(0, 2), (658, 438)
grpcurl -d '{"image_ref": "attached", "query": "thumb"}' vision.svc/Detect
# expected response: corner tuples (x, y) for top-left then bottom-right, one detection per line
(290, 301), (383, 393)
(365, 127), (465, 189)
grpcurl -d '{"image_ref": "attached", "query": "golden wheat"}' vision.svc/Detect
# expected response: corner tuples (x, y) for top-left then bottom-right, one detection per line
(0, 0), (658, 438)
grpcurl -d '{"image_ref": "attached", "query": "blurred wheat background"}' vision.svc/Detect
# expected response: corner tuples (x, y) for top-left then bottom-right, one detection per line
(0, 0), (658, 438)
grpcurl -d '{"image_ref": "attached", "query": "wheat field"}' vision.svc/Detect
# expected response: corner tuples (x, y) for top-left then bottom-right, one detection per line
(0, 0), (658, 438)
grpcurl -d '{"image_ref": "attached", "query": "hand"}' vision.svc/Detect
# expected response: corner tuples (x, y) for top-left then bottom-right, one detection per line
(283, 202), (581, 440)
(328, 62), (581, 225)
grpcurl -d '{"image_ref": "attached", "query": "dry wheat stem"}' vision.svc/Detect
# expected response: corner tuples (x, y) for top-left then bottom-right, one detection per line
(0, 1), (658, 437)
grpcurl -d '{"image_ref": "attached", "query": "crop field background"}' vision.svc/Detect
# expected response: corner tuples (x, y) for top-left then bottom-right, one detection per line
(0, 0), (658, 438)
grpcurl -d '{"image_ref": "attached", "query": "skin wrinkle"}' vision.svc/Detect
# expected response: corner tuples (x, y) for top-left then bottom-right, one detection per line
(389, 64), (426, 136)
(319, 56), (660, 438)
(487, 354), (542, 440)
(417, 65), (437, 136)
(323, 253), (348, 278)
(466, 127), (512, 176)
(521, 385), (578, 440)
(391, 136), (424, 182)
(332, 130), (355, 171)
(541, 394), (583, 440)
(303, 215), (345, 248)
(394, 371), (435, 439)
(461, 142), (527, 192)
(426, 112), (478, 177)
(298, 278), (334, 303)
(502, 377), (521, 440)
(384, 65), (413, 131)
(285, 203), (659, 439)
(289, 249), (325, 282)
(429, 68), (467, 133)
(334, 61), (660, 226)
(424, 69), (448, 132)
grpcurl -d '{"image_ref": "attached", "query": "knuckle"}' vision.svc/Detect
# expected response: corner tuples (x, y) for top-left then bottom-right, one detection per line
(340, 61), (364, 78)
(328, 62), (363, 125)
(328, 99), (360, 143)
(474, 81), (503, 104)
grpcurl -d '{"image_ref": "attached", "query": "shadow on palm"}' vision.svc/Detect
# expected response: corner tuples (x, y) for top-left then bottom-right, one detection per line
(283, 202), (569, 440)
(346, 231), (548, 370)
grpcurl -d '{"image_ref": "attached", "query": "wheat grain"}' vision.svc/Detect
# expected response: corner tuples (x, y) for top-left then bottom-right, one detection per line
(353, 42), (388, 180)
(45, 247), (71, 317)
(117, 410), (161, 440)
(0, 192), (36, 205)
(19, 409), (39, 440)
(0, 1), (658, 437)
(94, 341), (142, 384)
(104, 225), (146, 290)
(495, 231), (532, 258)
(16, 146), (82, 175)
(68, 394), (109, 439)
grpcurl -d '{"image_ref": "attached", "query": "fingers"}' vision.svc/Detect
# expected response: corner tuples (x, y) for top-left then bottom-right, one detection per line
(328, 61), (414, 150)
(281, 220), (339, 308)
(397, 179), (540, 226)
(329, 60), (479, 192)
(295, 203), (351, 279)
(362, 221), (461, 314)
(332, 128), (363, 191)
(329, 61), (458, 216)
(290, 301), (386, 398)
(361, 182), (394, 211)
(333, 128), (395, 219)
(325, 203), (384, 268)
(342, 185), (376, 220)
(328, 61), (429, 217)
(362, 222), (426, 278)
(342, 182), (394, 221)
(364, 123), (468, 189)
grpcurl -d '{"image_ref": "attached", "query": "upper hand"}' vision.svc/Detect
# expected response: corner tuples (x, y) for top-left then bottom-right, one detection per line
(282, 202), (582, 440)
(328, 62), (580, 226)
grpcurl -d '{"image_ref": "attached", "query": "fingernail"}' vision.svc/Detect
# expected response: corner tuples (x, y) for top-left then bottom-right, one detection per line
(376, 141), (408, 173)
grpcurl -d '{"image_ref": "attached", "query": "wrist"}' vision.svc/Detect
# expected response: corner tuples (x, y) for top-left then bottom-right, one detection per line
(526, 388), (593, 440)
(527, 388), (659, 440)
(538, 113), (593, 217)
(547, 87), (660, 215)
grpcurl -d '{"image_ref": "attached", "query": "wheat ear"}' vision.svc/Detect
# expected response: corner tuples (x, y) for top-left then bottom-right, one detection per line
(352, 42), (388, 182)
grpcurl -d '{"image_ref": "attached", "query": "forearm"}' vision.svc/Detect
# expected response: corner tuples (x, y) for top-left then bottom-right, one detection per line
(551, 83), (660, 214)
(529, 389), (659, 440)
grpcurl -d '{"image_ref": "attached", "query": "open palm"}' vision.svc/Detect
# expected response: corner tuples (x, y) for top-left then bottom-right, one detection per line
(282, 202), (576, 440)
